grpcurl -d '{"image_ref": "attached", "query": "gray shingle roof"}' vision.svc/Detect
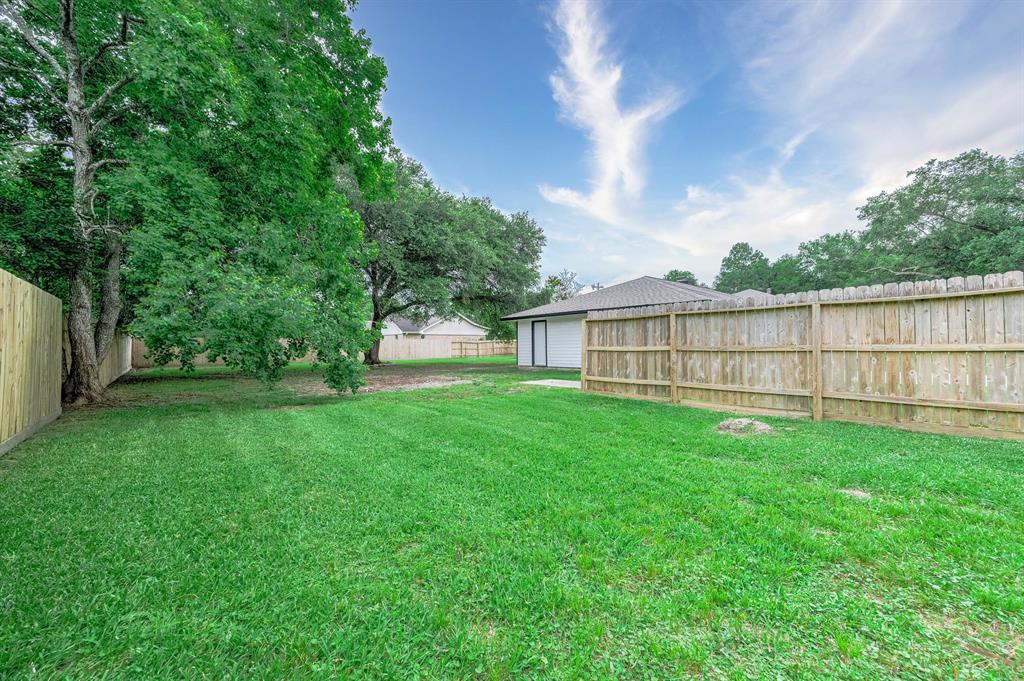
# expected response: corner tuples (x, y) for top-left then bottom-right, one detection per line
(501, 277), (734, 320)
(390, 316), (425, 333)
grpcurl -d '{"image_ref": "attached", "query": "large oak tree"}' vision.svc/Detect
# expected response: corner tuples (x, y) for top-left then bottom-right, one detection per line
(1, 0), (391, 398)
(339, 154), (544, 362)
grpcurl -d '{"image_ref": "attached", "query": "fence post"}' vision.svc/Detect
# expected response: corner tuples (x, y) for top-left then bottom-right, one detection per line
(811, 302), (823, 420)
(580, 319), (587, 391)
(668, 312), (677, 403)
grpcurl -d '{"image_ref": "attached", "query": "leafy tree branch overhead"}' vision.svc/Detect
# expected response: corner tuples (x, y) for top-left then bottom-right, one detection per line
(339, 154), (544, 362)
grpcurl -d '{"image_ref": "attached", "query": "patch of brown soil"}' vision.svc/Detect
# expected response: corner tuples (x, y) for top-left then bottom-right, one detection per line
(286, 370), (472, 397)
(717, 418), (774, 435)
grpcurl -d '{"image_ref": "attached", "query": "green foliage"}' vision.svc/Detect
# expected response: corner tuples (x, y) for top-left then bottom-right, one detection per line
(342, 154), (545, 344)
(0, 150), (77, 299)
(1, 0), (391, 392)
(713, 150), (1024, 294)
(712, 242), (772, 293)
(542, 269), (584, 302)
(858, 149), (1024, 277)
(664, 269), (699, 285)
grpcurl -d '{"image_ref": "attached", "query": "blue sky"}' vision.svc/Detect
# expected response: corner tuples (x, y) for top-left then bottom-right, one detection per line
(353, 0), (1024, 287)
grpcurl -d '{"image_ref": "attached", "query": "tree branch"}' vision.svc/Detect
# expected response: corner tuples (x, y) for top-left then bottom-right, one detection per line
(89, 109), (122, 135)
(87, 157), (129, 174)
(12, 138), (73, 149)
(0, 55), (69, 112)
(85, 70), (136, 116)
(25, 1), (57, 26)
(1, 5), (66, 79)
(83, 13), (142, 75)
(866, 266), (941, 279)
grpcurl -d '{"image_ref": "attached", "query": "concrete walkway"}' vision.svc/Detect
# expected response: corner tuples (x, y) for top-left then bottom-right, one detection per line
(521, 379), (581, 389)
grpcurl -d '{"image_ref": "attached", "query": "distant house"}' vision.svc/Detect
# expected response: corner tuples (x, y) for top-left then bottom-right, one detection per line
(502, 277), (734, 369)
(386, 314), (488, 339)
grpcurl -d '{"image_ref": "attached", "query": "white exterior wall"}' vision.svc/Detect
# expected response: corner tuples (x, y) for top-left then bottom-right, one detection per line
(516, 315), (584, 368)
(380, 319), (404, 336)
(517, 321), (532, 365)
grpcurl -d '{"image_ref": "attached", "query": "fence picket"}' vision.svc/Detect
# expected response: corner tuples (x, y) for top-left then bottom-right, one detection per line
(583, 273), (1024, 440)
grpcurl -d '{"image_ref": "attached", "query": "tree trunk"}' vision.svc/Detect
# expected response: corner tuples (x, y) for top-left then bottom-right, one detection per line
(93, 234), (123, 361)
(364, 304), (384, 365)
(365, 338), (382, 365)
(62, 267), (105, 404)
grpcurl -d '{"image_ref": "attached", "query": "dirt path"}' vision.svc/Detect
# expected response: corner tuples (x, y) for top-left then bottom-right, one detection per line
(284, 361), (511, 396)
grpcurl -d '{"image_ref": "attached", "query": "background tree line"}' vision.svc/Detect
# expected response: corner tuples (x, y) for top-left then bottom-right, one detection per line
(710, 150), (1023, 294)
(0, 0), (545, 401)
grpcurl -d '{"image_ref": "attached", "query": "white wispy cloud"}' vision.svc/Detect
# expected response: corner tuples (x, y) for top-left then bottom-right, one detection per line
(539, 0), (681, 224)
(662, 0), (1023, 265)
(740, 0), (1020, 188)
(538, 0), (1023, 285)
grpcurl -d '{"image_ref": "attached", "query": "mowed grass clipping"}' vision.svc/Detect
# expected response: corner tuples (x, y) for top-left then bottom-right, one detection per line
(1, 363), (1022, 679)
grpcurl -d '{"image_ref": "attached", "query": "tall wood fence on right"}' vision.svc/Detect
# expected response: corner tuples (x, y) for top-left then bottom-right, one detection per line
(583, 271), (1024, 439)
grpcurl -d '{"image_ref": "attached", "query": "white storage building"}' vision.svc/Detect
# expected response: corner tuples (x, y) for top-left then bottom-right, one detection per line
(502, 277), (733, 368)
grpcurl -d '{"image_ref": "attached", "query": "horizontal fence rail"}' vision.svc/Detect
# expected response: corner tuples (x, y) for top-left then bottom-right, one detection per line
(0, 268), (134, 455)
(0, 269), (62, 455)
(451, 340), (517, 358)
(582, 271), (1024, 439)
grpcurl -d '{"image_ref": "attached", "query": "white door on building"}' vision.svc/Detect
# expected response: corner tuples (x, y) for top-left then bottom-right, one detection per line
(532, 321), (547, 366)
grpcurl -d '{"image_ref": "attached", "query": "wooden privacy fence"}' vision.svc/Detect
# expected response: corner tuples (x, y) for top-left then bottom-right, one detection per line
(0, 269), (62, 455)
(451, 340), (516, 358)
(0, 268), (132, 455)
(583, 271), (1024, 440)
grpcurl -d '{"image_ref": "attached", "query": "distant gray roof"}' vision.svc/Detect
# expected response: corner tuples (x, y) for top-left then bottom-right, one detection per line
(390, 316), (425, 333)
(502, 277), (734, 320)
(389, 313), (487, 333)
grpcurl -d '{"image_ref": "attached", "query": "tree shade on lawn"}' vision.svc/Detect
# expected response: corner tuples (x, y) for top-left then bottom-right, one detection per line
(1, 365), (1022, 678)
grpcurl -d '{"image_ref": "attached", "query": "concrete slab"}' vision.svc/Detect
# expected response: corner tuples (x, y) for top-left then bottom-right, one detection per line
(521, 379), (581, 389)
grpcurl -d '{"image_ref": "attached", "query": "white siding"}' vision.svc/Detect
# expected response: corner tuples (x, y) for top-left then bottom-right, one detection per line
(546, 315), (584, 368)
(517, 321), (532, 365)
(516, 315), (583, 368)
(380, 319), (404, 336)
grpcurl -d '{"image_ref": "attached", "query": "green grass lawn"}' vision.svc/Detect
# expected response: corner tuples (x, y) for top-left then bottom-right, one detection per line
(1, 362), (1022, 678)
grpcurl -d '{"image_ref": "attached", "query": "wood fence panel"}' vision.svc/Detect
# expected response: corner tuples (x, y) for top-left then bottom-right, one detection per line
(451, 340), (516, 357)
(0, 269), (62, 455)
(583, 271), (1024, 439)
(378, 335), (454, 361)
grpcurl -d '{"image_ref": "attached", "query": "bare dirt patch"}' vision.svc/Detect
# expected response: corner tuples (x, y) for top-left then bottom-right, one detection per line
(717, 418), (774, 435)
(284, 362), (491, 397)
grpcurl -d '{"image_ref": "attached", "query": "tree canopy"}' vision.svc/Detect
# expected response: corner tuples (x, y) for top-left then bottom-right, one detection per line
(340, 154), (544, 359)
(713, 243), (772, 293)
(542, 269), (584, 302)
(1, 0), (391, 396)
(712, 150), (1023, 294)
(664, 269), (699, 286)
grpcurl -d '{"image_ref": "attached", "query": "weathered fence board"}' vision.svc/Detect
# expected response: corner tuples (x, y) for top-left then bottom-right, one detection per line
(451, 340), (516, 358)
(584, 271), (1024, 439)
(0, 270), (62, 455)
